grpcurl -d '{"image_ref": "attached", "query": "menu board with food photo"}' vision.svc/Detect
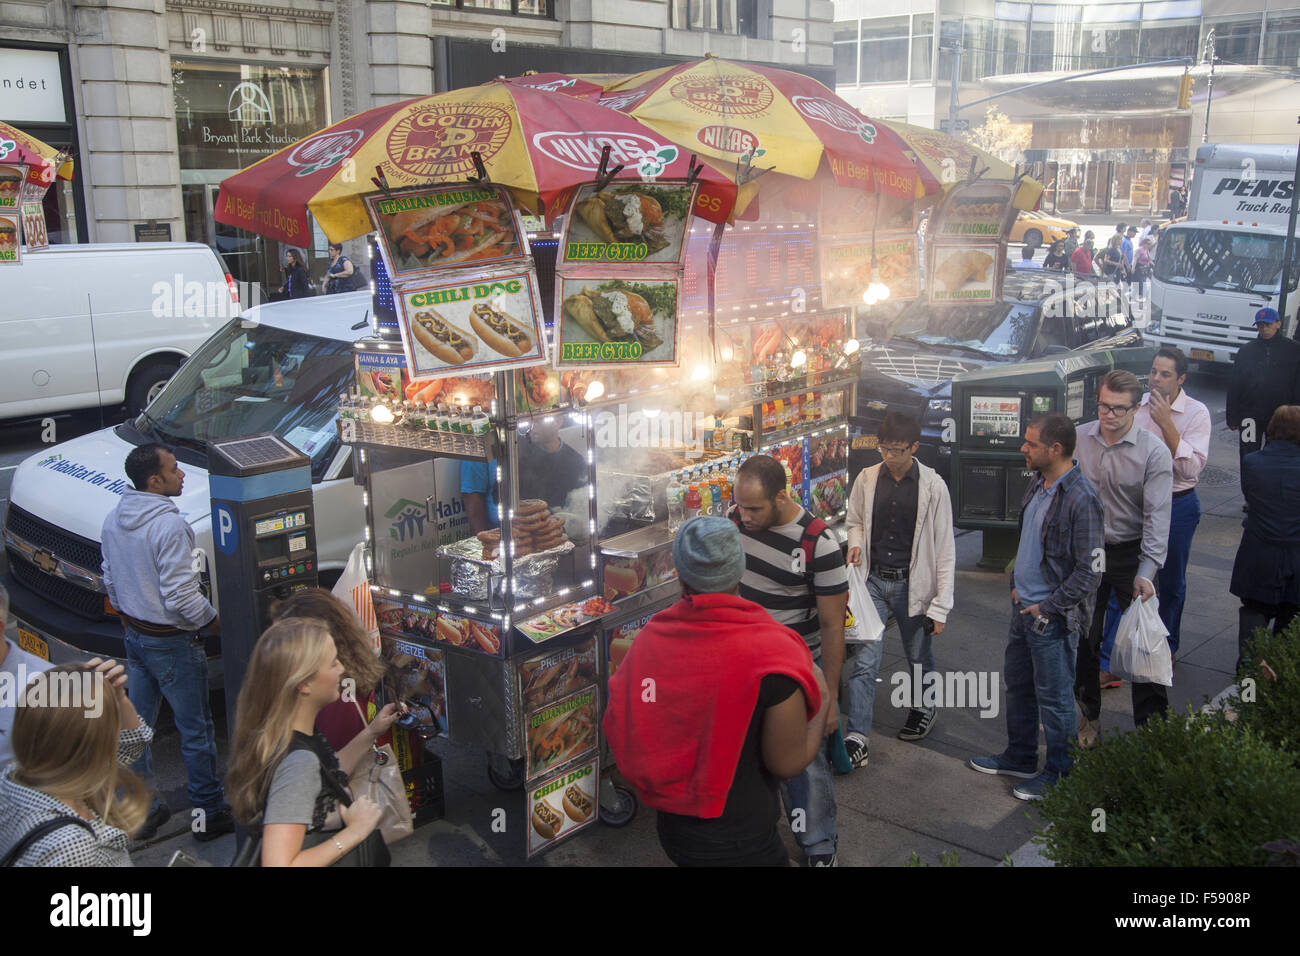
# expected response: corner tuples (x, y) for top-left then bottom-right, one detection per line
(356, 350), (411, 402)
(810, 472), (848, 520)
(434, 611), (503, 656)
(0, 213), (19, 264)
(602, 549), (677, 602)
(606, 613), (653, 677)
(20, 202), (48, 251)
(820, 233), (919, 308)
(928, 243), (1001, 305)
(518, 637), (599, 712)
(397, 268), (548, 380)
(557, 277), (680, 368)
(528, 756), (599, 857)
(560, 180), (697, 267)
(513, 364), (565, 412)
(819, 181), (915, 238)
(366, 185), (526, 280)
(517, 596), (618, 644)
(931, 180), (1017, 241)
(380, 633), (449, 738)
(527, 686), (598, 779)
(0, 165), (25, 210)
(769, 440), (809, 508)
(809, 433), (848, 478)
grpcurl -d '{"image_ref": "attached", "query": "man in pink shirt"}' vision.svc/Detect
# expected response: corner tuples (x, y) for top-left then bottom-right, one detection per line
(1134, 346), (1211, 659)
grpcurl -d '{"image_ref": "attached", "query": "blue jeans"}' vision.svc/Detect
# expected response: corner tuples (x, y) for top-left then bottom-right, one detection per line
(1156, 490), (1200, 654)
(841, 573), (935, 740)
(123, 626), (227, 812)
(779, 655), (837, 856)
(1003, 607), (1078, 779)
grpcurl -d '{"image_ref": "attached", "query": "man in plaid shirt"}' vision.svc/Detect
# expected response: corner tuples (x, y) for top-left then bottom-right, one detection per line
(969, 413), (1104, 801)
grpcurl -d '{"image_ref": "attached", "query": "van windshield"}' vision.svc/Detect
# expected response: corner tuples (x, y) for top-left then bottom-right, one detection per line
(863, 300), (1040, 358)
(134, 319), (354, 474)
(1155, 228), (1299, 294)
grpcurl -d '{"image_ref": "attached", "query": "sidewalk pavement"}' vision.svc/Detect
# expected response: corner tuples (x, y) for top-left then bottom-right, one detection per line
(130, 376), (1248, 868)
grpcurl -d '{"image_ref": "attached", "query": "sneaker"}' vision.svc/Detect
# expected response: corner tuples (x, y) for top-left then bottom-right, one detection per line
(135, 804), (172, 841)
(1012, 772), (1058, 802)
(1077, 716), (1100, 750)
(1099, 670), (1123, 689)
(192, 807), (236, 843)
(843, 733), (869, 769)
(898, 708), (936, 741)
(967, 755), (1036, 779)
(806, 853), (838, 867)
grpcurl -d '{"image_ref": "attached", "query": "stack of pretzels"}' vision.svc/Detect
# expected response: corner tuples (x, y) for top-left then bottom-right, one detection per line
(475, 498), (570, 560)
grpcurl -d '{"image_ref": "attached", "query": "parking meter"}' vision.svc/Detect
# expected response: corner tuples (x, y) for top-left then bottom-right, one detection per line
(951, 347), (1153, 567)
(208, 433), (317, 727)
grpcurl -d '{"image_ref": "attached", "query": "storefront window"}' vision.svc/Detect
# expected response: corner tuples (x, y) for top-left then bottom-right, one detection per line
(1261, 13), (1300, 66)
(173, 60), (328, 288)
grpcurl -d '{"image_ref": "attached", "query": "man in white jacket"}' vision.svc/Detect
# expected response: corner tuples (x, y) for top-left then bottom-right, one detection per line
(843, 413), (955, 768)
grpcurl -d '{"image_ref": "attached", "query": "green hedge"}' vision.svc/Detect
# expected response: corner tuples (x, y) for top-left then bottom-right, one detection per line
(1035, 711), (1300, 866)
(1230, 617), (1300, 765)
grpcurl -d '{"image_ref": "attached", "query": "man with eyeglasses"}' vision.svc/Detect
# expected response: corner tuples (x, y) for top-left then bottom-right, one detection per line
(843, 412), (955, 763)
(1134, 346), (1211, 666)
(1074, 370), (1173, 744)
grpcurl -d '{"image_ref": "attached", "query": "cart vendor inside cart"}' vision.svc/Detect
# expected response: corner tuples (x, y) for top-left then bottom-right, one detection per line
(462, 459), (499, 533)
(518, 416), (589, 514)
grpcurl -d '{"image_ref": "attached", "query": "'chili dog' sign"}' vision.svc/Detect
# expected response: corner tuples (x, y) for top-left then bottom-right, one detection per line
(527, 756), (599, 857)
(395, 266), (549, 381)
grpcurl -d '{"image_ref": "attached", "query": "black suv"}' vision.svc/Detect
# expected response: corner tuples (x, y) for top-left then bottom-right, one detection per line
(851, 272), (1143, 483)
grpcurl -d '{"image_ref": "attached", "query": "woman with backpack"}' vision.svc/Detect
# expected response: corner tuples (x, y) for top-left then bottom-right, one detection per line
(323, 243), (364, 294)
(0, 660), (153, 867)
(225, 618), (399, 866)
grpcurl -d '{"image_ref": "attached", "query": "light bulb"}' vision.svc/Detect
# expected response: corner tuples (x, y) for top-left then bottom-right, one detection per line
(692, 364), (710, 381)
(790, 349), (807, 368)
(369, 403), (394, 424)
(844, 338), (860, 355)
(585, 379), (605, 401)
(862, 288), (879, 306)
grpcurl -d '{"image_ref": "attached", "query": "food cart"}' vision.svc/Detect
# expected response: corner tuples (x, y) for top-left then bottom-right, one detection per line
(339, 169), (865, 858)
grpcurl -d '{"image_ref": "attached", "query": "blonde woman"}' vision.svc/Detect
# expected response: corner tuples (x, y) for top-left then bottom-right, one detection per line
(269, 588), (389, 752)
(226, 618), (399, 867)
(0, 659), (153, 866)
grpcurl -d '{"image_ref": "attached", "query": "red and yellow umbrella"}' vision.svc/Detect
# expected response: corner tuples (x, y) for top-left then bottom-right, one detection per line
(882, 121), (1042, 210)
(592, 59), (936, 200)
(0, 121), (75, 189)
(216, 81), (739, 245)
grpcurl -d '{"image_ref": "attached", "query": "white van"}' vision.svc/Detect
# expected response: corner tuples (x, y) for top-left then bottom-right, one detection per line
(0, 242), (237, 420)
(1, 291), (373, 665)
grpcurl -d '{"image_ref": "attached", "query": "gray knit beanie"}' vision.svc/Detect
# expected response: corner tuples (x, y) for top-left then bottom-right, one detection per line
(672, 516), (747, 594)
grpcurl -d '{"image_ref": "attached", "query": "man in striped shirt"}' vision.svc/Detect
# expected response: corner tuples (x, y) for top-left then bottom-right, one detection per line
(732, 455), (849, 867)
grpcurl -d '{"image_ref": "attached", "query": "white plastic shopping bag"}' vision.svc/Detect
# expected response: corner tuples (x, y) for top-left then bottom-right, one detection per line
(844, 564), (886, 643)
(332, 542), (380, 652)
(1110, 593), (1172, 686)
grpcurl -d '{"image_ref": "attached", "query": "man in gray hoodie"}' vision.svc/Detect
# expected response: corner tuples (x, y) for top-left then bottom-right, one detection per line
(101, 443), (233, 842)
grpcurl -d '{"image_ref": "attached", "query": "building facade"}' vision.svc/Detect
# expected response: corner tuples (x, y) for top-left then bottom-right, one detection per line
(1, 0), (833, 285)
(832, 0), (1300, 214)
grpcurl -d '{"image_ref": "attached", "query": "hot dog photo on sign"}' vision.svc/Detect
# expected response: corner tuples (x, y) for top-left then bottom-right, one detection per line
(527, 758), (599, 856)
(397, 269), (548, 379)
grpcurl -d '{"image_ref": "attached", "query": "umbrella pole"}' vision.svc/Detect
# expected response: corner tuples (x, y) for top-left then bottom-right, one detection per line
(706, 220), (726, 371)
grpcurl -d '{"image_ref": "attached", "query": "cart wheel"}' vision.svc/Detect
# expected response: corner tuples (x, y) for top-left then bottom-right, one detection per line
(599, 784), (638, 827)
(487, 756), (525, 791)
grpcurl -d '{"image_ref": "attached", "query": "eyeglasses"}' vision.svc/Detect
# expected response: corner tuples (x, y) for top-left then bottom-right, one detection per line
(1097, 402), (1134, 416)
(879, 444), (914, 457)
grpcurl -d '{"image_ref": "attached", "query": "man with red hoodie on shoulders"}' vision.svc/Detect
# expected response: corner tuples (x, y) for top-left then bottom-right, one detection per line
(604, 516), (832, 867)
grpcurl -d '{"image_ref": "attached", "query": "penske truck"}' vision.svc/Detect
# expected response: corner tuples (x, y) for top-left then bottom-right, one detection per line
(1146, 143), (1299, 365)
